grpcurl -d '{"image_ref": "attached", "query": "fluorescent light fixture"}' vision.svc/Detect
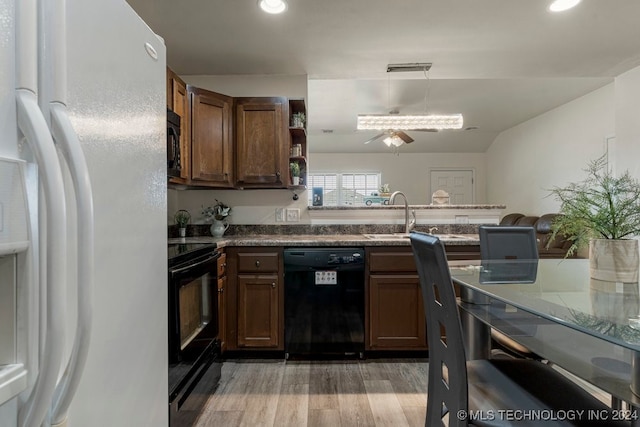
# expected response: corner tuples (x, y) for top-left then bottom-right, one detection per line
(549, 0), (581, 12)
(357, 114), (464, 131)
(259, 0), (287, 14)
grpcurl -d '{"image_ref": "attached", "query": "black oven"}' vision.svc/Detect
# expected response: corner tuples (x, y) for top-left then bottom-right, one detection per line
(167, 108), (181, 178)
(168, 243), (221, 427)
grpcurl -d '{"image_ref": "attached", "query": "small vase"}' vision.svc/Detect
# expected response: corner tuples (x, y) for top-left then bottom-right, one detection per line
(210, 220), (229, 237)
(178, 227), (186, 237)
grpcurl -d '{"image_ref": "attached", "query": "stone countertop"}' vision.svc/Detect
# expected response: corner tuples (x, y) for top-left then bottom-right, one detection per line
(307, 204), (506, 210)
(168, 233), (480, 248)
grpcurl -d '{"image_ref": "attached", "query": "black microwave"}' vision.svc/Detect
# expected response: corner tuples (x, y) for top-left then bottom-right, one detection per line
(167, 108), (181, 177)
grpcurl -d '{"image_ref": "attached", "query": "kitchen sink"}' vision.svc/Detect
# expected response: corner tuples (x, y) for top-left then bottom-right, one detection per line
(363, 233), (472, 240)
(363, 233), (411, 239)
(434, 234), (470, 240)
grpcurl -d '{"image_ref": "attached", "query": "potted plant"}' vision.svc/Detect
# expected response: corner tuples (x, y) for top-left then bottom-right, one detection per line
(290, 161), (301, 185)
(292, 112), (306, 128)
(548, 154), (640, 282)
(174, 209), (191, 237)
(202, 199), (231, 237)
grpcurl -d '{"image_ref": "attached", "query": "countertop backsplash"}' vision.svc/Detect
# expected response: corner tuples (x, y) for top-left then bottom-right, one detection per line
(167, 223), (483, 239)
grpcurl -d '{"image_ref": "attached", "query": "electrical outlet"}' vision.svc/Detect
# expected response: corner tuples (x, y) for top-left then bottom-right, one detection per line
(275, 208), (285, 222)
(455, 215), (469, 224)
(286, 208), (300, 222)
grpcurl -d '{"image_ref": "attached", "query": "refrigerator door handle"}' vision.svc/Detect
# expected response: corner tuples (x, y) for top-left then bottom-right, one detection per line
(49, 103), (94, 427)
(44, 0), (94, 424)
(15, 89), (67, 427)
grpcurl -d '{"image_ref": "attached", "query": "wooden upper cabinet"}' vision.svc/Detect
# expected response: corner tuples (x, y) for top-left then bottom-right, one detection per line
(167, 67), (190, 183)
(189, 86), (234, 187)
(234, 97), (289, 188)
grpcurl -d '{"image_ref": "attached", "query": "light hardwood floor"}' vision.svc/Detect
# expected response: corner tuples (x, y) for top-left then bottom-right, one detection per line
(195, 358), (428, 427)
(194, 358), (614, 427)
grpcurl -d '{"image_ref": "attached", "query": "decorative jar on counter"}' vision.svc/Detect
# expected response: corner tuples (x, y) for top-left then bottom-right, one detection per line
(210, 220), (229, 237)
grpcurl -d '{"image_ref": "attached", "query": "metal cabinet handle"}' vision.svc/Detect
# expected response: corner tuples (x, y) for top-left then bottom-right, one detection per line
(276, 171), (281, 178)
(255, 260), (260, 267)
(272, 283), (276, 288)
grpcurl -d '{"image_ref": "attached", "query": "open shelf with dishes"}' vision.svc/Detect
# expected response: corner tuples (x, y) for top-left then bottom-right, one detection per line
(288, 99), (307, 189)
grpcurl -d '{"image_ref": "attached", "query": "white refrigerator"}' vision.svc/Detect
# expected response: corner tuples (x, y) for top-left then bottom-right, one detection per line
(0, 0), (168, 426)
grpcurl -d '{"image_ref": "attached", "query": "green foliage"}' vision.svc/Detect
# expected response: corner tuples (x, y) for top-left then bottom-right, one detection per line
(174, 209), (191, 227)
(202, 199), (231, 221)
(290, 162), (300, 177)
(548, 155), (640, 256)
(292, 112), (306, 127)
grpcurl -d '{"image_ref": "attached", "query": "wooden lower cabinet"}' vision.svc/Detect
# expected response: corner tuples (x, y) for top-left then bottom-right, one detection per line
(366, 247), (427, 351)
(368, 274), (426, 349)
(237, 274), (279, 348)
(217, 251), (227, 351)
(226, 247), (284, 351)
(218, 275), (227, 350)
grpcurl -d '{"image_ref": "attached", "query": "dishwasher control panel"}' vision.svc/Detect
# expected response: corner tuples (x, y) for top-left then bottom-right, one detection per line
(327, 252), (362, 265)
(284, 247), (365, 271)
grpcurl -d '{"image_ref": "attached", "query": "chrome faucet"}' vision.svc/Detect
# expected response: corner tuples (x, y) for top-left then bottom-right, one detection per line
(389, 191), (416, 234)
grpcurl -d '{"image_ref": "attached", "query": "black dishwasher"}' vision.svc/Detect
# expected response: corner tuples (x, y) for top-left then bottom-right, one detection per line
(284, 247), (365, 358)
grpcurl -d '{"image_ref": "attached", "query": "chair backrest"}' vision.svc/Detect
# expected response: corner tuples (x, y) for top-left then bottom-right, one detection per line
(479, 225), (539, 261)
(410, 232), (468, 427)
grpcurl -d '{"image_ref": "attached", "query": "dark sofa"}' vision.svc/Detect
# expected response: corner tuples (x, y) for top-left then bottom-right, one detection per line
(499, 213), (575, 258)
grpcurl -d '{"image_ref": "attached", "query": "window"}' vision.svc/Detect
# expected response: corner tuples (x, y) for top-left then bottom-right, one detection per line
(308, 172), (381, 206)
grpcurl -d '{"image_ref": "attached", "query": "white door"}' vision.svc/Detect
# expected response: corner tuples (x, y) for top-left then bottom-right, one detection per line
(429, 169), (474, 204)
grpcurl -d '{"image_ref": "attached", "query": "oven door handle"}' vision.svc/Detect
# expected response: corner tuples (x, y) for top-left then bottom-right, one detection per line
(169, 253), (220, 275)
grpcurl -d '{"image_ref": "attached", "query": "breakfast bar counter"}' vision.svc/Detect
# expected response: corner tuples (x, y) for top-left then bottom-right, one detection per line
(168, 233), (480, 247)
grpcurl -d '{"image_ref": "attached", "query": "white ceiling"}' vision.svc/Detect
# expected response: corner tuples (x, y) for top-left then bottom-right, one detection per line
(127, 0), (640, 153)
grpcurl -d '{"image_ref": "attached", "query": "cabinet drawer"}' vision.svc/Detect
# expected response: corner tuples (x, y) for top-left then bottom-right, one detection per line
(217, 252), (227, 277)
(369, 251), (416, 272)
(237, 252), (279, 272)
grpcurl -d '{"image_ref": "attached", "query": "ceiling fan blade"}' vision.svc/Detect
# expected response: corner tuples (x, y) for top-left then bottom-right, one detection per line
(395, 131), (414, 144)
(363, 132), (387, 144)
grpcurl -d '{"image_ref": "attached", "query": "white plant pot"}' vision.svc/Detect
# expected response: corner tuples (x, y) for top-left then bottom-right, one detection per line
(178, 227), (186, 237)
(292, 176), (300, 185)
(589, 239), (639, 283)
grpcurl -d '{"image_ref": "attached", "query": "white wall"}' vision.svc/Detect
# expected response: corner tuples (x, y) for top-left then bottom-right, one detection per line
(169, 152), (487, 226)
(486, 83), (615, 215)
(311, 152), (487, 205)
(615, 66), (640, 176)
(183, 74), (307, 98)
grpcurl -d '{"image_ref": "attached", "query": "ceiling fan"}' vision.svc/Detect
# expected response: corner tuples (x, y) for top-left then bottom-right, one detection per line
(363, 127), (438, 146)
(358, 62), (463, 147)
(363, 130), (413, 146)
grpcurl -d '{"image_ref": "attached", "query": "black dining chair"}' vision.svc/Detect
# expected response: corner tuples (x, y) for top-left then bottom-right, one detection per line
(410, 231), (628, 427)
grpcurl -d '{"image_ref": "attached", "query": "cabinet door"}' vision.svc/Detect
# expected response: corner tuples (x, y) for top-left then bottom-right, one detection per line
(218, 275), (227, 351)
(368, 274), (426, 350)
(167, 68), (191, 183)
(235, 98), (288, 188)
(190, 87), (234, 187)
(237, 274), (279, 348)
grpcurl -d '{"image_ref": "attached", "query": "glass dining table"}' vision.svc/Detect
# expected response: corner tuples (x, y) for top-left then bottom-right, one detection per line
(449, 258), (640, 414)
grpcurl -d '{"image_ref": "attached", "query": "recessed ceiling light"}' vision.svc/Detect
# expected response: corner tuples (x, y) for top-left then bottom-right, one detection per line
(549, 0), (581, 12)
(259, 0), (287, 14)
